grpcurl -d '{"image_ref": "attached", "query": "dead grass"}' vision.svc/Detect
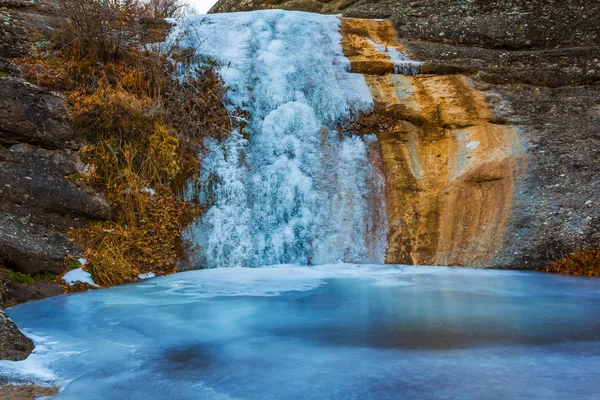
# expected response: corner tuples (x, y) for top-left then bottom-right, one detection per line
(542, 250), (600, 276)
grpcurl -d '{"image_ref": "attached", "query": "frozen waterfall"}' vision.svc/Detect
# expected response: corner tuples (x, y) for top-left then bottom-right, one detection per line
(171, 11), (388, 268)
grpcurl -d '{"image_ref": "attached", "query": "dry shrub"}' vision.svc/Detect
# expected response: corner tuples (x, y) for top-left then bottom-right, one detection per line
(70, 192), (187, 286)
(69, 80), (205, 285)
(143, 0), (191, 18)
(341, 107), (398, 137)
(543, 250), (600, 276)
(56, 0), (142, 63)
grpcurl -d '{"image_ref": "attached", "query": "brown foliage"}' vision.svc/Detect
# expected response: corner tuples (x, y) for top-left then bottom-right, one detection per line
(57, 0), (143, 64)
(542, 250), (600, 276)
(70, 193), (190, 286)
(341, 107), (398, 137)
(18, 0), (242, 286)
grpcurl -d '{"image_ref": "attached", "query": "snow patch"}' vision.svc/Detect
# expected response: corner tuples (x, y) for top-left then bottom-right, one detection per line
(367, 38), (420, 76)
(0, 331), (59, 385)
(466, 141), (480, 150)
(62, 268), (98, 287)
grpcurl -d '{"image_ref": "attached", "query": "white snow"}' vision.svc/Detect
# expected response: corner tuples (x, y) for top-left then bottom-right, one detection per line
(141, 188), (156, 196)
(77, 258), (87, 266)
(0, 331), (59, 385)
(367, 38), (420, 75)
(172, 11), (388, 268)
(62, 268), (99, 287)
(138, 272), (156, 280)
(466, 141), (480, 150)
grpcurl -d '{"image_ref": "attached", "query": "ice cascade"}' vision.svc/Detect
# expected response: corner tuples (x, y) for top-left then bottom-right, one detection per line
(172, 11), (388, 267)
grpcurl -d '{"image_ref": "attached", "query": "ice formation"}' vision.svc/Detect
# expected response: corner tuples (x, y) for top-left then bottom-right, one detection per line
(367, 38), (421, 76)
(171, 11), (388, 268)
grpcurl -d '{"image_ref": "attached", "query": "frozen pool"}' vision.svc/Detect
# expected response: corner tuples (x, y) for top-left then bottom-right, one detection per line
(2, 265), (600, 399)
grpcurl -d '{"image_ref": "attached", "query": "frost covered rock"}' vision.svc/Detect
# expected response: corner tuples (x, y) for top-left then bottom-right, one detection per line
(138, 272), (156, 280)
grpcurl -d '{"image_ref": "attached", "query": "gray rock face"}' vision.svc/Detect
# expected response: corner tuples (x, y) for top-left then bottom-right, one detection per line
(481, 82), (600, 267)
(0, 309), (33, 360)
(0, 0), (60, 59)
(0, 137), (109, 276)
(0, 77), (78, 149)
(2, 279), (63, 308)
(0, 144), (109, 221)
(210, 0), (599, 48)
(0, 3), (108, 278)
(0, 212), (81, 274)
(0, 0), (109, 363)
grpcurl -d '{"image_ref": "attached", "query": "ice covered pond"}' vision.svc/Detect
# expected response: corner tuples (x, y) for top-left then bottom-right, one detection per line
(2, 265), (600, 399)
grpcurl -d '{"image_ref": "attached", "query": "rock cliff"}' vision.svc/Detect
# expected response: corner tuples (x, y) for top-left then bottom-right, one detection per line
(210, 0), (599, 268)
(210, 0), (599, 86)
(0, 0), (108, 361)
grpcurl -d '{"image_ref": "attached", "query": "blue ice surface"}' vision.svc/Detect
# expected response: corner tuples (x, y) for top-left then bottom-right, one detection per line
(2, 265), (600, 399)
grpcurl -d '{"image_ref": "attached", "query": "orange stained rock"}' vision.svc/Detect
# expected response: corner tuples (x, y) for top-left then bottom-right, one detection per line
(340, 17), (526, 267)
(340, 18), (405, 75)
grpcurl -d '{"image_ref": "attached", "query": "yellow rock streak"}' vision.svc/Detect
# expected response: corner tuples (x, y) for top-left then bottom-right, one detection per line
(340, 18), (526, 266)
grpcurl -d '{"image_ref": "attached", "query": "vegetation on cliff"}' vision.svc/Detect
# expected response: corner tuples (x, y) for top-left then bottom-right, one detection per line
(16, 0), (238, 286)
(543, 250), (600, 277)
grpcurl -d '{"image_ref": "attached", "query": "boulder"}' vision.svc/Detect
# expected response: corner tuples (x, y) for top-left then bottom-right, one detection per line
(0, 309), (33, 360)
(0, 77), (78, 149)
(0, 144), (109, 220)
(0, 144), (109, 274)
(0, 211), (80, 274)
(0, 270), (34, 361)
